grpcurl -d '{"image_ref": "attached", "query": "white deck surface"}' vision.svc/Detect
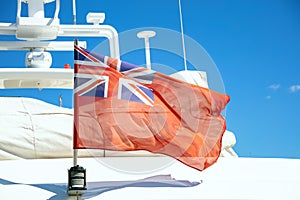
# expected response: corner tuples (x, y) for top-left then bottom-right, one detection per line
(0, 157), (299, 200)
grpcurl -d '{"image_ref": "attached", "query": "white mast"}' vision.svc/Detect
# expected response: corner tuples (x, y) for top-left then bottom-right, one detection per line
(72, 0), (77, 24)
(137, 31), (156, 69)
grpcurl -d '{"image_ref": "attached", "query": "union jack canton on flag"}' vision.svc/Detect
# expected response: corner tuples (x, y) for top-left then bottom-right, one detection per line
(74, 45), (155, 106)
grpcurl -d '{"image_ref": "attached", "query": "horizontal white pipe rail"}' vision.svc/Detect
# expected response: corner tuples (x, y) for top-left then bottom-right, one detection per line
(0, 23), (120, 58)
(0, 41), (86, 51)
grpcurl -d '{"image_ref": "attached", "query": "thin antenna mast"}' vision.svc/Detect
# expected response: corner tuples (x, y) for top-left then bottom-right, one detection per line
(59, 95), (62, 107)
(178, 0), (187, 71)
(72, 0), (77, 24)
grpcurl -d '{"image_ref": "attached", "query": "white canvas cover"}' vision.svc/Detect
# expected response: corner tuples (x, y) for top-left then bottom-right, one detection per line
(0, 97), (237, 160)
(0, 96), (75, 159)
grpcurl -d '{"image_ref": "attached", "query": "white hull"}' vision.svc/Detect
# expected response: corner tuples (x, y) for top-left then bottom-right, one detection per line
(0, 157), (299, 199)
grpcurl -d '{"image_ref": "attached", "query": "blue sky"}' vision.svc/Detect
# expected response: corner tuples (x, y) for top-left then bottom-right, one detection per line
(0, 0), (299, 159)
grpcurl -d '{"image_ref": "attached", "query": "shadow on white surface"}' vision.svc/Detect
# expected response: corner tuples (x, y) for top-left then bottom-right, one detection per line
(0, 175), (201, 199)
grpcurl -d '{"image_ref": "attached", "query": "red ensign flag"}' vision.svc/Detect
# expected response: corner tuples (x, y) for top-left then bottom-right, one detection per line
(73, 45), (230, 171)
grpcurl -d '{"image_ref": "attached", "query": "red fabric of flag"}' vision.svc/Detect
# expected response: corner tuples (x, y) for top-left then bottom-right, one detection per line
(74, 45), (230, 171)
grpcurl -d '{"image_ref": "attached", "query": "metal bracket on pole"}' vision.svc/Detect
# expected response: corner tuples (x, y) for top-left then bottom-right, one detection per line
(68, 164), (87, 196)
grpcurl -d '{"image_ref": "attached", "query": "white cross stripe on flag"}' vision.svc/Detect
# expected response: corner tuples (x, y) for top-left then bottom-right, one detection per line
(75, 73), (109, 97)
(118, 78), (154, 106)
(122, 68), (155, 84)
(74, 60), (108, 68)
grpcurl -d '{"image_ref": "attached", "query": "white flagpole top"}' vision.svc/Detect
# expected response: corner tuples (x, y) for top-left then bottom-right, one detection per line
(137, 30), (156, 38)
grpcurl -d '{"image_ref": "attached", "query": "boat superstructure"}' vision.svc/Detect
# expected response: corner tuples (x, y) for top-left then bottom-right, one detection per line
(0, 1), (299, 199)
(0, 0), (238, 159)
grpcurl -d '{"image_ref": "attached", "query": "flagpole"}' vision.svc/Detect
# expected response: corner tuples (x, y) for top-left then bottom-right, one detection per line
(73, 38), (78, 167)
(68, 38), (87, 196)
(73, 149), (78, 166)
